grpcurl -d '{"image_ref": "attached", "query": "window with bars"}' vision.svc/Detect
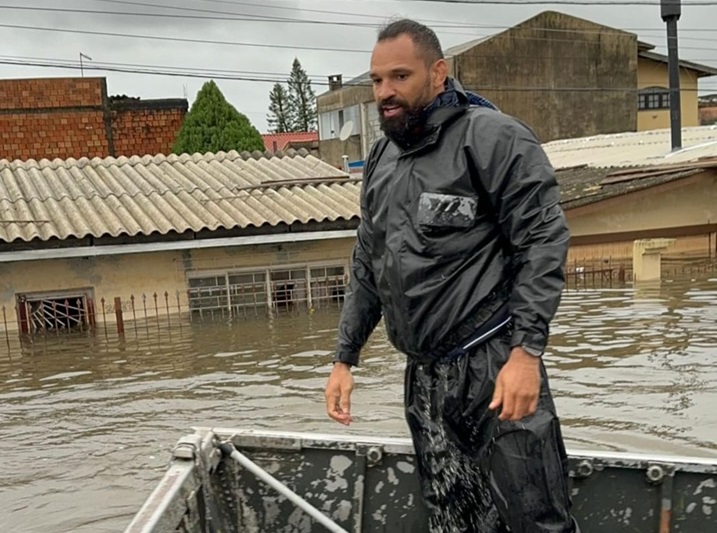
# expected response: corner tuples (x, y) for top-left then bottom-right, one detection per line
(638, 87), (670, 110)
(187, 263), (347, 317)
(16, 288), (95, 333)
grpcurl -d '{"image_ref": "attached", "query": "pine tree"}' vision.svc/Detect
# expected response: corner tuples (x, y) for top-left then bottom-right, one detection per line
(267, 83), (292, 133)
(287, 58), (317, 132)
(172, 80), (264, 155)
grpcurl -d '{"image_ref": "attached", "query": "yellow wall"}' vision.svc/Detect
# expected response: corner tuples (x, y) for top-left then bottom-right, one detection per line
(182, 238), (354, 274)
(568, 234), (714, 265)
(0, 237), (356, 331)
(566, 172), (717, 237)
(637, 57), (700, 131)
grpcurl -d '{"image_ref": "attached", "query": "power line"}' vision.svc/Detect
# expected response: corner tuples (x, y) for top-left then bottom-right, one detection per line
(2, 53), (716, 84)
(0, 2), (691, 43)
(2, 56), (716, 92)
(73, 1), (717, 38)
(0, 54), (359, 82)
(0, 5), (369, 26)
(0, 1), (691, 53)
(192, 0), (717, 32)
(1, 20), (716, 55)
(380, 0), (716, 4)
(0, 23), (369, 54)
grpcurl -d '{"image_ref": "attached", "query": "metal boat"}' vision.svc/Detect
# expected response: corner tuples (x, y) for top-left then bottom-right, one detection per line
(123, 427), (717, 532)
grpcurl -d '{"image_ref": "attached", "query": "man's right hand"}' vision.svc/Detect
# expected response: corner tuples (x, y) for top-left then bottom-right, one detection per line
(325, 362), (354, 426)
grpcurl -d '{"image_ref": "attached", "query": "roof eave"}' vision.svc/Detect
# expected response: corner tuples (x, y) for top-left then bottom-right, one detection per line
(638, 51), (717, 77)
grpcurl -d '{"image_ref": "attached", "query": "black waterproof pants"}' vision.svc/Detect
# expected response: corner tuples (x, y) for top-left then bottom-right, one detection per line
(404, 329), (578, 533)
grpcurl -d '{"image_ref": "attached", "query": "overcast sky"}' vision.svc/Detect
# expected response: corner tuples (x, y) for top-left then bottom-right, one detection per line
(1, 0), (716, 133)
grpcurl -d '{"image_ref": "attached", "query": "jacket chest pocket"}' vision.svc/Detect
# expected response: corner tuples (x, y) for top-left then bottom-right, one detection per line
(415, 192), (479, 258)
(417, 192), (477, 231)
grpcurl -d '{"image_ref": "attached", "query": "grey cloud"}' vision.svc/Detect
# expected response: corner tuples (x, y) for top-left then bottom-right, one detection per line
(0, 0), (714, 134)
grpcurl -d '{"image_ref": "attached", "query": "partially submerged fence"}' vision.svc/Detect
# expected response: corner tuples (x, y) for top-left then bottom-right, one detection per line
(564, 255), (717, 291)
(0, 286), (346, 345)
(1, 257), (715, 345)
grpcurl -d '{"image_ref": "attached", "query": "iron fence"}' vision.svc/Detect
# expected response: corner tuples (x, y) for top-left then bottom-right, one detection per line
(1, 257), (715, 345)
(0, 286), (346, 345)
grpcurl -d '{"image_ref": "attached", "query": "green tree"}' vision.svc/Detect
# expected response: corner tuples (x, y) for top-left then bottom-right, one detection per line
(267, 83), (292, 133)
(172, 80), (264, 155)
(287, 58), (317, 132)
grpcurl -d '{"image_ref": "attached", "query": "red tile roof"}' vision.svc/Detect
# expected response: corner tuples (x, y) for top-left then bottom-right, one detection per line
(262, 131), (318, 152)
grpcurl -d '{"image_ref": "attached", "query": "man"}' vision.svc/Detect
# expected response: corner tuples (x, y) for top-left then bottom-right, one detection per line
(324, 18), (578, 533)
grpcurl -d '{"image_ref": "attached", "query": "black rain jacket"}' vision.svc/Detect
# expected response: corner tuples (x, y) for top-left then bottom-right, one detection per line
(334, 78), (570, 366)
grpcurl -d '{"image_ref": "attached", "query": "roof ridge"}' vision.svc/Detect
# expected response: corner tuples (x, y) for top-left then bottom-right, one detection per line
(0, 148), (314, 171)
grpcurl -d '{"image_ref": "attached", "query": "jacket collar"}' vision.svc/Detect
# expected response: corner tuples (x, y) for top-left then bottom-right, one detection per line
(399, 77), (498, 155)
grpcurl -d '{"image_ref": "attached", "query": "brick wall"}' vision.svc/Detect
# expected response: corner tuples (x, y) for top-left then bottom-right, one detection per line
(0, 78), (103, 110)
(111, 100), (187, 157)
(700, 105), (717, 126)
(0, 112), (109, 160)
(0, 77), (187, 161)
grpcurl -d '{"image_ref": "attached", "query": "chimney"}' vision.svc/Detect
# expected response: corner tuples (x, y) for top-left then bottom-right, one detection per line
(661, 0), (682, 151)
(328, 74), (343, 91)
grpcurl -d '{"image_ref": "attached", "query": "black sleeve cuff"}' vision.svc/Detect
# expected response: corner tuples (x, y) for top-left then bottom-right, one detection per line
(510, 330), (547, 357)
(333, 350), (359, 367)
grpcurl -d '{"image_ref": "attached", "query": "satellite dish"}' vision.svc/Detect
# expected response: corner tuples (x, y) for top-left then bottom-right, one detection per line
(339, 121), (354, 141)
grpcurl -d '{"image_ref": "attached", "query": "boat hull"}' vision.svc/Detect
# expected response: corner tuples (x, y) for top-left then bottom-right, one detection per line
(124, 427), (717, 533)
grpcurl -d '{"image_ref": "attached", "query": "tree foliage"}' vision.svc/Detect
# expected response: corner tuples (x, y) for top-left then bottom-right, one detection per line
(267, 83), (292, 133)
(172, 80), (264, 155)
(287, 58), (317, 132)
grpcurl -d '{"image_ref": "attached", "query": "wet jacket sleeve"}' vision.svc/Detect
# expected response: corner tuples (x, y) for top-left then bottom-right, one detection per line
(333, 150), (383, 367)
(467, 114), (570, 355)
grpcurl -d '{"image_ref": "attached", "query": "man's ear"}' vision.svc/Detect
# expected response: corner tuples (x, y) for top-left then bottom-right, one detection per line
(432, 59), (448, 90)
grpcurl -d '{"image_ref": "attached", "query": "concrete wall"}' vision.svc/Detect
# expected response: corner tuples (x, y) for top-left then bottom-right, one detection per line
(319, 135), (363, 169)
(637, 58), (701, 131)
(0, 77), (187, 161)
(455, 11), (638, 142)
(0, 237), (356, 330)
(316, 85), (374, 113)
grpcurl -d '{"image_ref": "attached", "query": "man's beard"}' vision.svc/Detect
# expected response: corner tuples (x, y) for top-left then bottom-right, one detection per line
(378, 96), (429, 148)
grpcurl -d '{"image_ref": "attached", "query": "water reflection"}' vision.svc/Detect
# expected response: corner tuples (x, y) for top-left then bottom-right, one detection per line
(0, 278), (716, 532)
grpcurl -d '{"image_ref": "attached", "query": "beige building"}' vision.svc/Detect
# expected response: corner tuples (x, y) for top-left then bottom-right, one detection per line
(0, 149), (360, 334)
(637, 46), (717, 131)
(317, 11), (717, 167)
(543, 126), (717, 265)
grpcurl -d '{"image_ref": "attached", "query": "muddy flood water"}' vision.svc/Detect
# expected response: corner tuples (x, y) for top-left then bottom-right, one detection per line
(1, 276), (716, 532)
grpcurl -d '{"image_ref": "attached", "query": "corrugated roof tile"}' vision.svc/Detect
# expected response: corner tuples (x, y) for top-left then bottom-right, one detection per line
(544, 126), (717, 169)
(0, 149), (358, 243)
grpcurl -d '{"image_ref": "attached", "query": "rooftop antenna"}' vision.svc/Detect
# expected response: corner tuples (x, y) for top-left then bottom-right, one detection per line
(79, 52), (92, 77)
(661, 0), (682, 151)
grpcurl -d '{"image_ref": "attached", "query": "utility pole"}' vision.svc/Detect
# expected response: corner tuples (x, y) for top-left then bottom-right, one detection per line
(661, 0), (682, 151)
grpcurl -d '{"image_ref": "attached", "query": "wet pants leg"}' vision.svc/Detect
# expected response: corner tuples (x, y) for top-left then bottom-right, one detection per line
(404, 330), (577, 533)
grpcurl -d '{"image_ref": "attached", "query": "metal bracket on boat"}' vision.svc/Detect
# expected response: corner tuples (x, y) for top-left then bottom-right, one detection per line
(574, 459), (594, 479)
(646, 464), (666, 484)
(366, 446), (384, 468)
(173, 434), (203, 460)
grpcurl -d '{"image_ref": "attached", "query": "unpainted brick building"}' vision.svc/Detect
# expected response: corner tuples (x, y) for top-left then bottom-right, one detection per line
(699, 94), (717, 126)
(0, 77), (188, 161)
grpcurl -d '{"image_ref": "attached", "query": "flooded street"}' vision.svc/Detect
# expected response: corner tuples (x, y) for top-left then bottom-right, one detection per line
(1, 277), (717, 533)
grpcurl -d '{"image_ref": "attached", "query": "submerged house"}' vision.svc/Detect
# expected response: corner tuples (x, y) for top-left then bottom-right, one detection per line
(543, 126), (717, 264)
(0, 149), (360, 334)
(1, 125), (715, 335)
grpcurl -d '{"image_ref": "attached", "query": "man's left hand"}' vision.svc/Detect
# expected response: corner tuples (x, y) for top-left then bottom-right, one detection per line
(488, 347), (541, 421)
